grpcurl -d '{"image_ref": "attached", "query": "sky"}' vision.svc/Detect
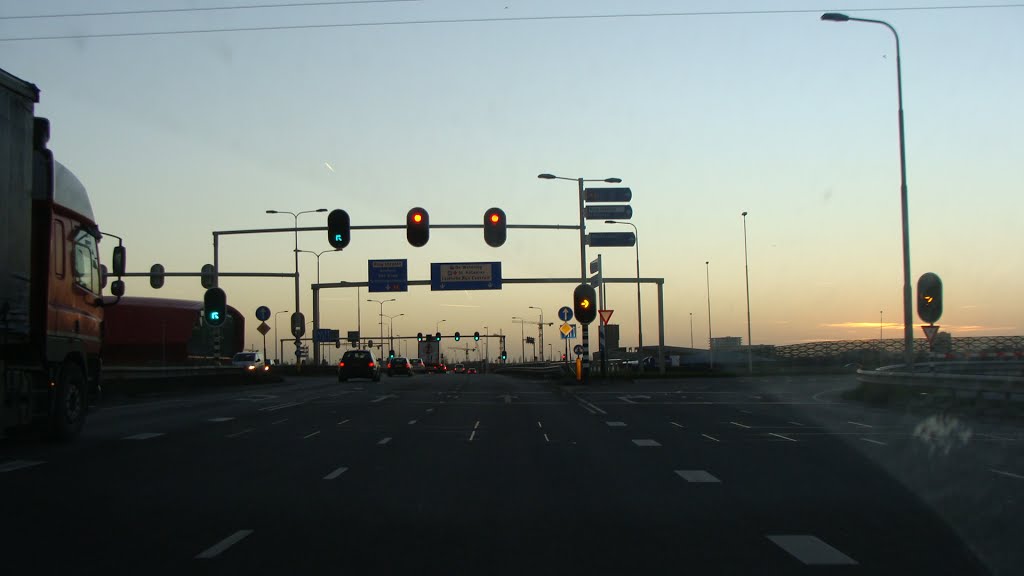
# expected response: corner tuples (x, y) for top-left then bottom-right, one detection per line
(2, 0), (1022, 359)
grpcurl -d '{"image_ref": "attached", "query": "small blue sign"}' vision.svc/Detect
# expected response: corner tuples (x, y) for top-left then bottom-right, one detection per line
(255, 306), (271, 322)
(313, 328), (340, 343)
(573, 344), (584, 355)
(368, 259), (408, 293)
(558, 306), (573, 322)
(430, 262), (502, 291)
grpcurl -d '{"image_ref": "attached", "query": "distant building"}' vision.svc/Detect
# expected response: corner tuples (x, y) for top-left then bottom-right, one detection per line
(711, 337), (743, 351)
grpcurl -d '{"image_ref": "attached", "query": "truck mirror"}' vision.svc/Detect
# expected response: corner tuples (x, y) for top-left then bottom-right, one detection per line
(100, 264), (109, 289)
(111, 280), (125, 297)
(112, 246), (126, 276)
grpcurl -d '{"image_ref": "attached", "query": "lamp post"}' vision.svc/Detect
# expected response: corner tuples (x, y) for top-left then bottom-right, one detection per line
(483, 325), (489, 369)
(512, 317), (527, 363)
(266, 207), (327, 365)
(528, 306), (545, 361)
(274, 310), (289, 363)
(821, 12), (913, 368)
(689, 312), (694, 349)
(296, 248), (343, 366)
(605, 219), (642, 352)
(385, 313), (404, 357)
(367, 298), (395, 360)
(706, 261), (713, 369)
(741, 211), (753, 374)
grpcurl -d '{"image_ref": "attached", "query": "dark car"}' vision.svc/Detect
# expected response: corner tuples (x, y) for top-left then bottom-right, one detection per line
(338, 350), (381, 382)
(387, 357), (412, 376)
(425, 362), (448, 374)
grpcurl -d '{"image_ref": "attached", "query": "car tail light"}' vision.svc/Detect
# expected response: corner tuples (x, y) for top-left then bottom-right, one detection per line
(339, 361), (345, 367)
(368, 362), (375, 368)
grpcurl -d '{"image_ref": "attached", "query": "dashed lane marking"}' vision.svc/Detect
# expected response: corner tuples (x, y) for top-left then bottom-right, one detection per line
(701, 434), (720, 442)
(303, 431), (320, 439)
(766, 535), (857, 565)
(860, 438), (887, 446)
(378, 437), (392, 445)
(323, 466), (349, 480)
(123, 433), (165, 440)
(226, 429), (254, 438)
(768, 432), (797, 442)
(0, 460), (45, 473)
(632, 439), (661, 447)
(195, 530), (254, 559)
(675, 470), (721, 483)
(990, 469), (1024, 481)
(208, 417), (235, 422)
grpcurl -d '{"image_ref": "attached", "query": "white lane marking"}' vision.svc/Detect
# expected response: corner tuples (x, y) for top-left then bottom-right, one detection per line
(123, 433), (164, 440)
(580, 404), (598, 415)
(543, 433), (550, 443)
(474, 420), (480, 430)
(766, 535), (857, 565)
(701, 434), (720, 442)
(272, 418), (288, 425)
(606, 421), (627, 427)
(0, 460), (45, 473)
(768, 432), (797, 442)
(847, 421), (873, 428)
(371, 394), (397, 403)
(259, 402), (302, 412)
(729, 421), (751, 429)
(208, 417), (235, 422)
(788, 421), (804, 427)
(537, 421), (543, 429)
(990, 469), (1024, 481)
(860, 438), (887, 446)
(408, 419), (417, 425)
(303, 431), (320, 439)
(739, 409), (752, 415)
(619, 396), (637, 404)
(980, 434), (1016, 441)
(749, 395), (763, 400)
(323, 466), (349, 480)
(469, 430), (477, 442)
(226, 428), (254, 438)
(675, 470), (721, 483)
(426, 408), (434, 413)
(378, 437), (392, 445)
(670, 421), (684, 428)
(337, 419), (350, 425)
(574, 395), (607, 415)
(632, 439), (661, 447)
(195, 529), (254, 559)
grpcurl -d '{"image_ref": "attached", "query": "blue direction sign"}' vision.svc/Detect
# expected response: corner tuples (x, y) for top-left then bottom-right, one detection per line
(584, 187), (632, 203)
(558, 306), (573, 322)
(573, 344), (584, 355)
(431, 262), (502, 291)
(584, 205), (632, 220)
(588, 232), (636, 247)
(313, 328), (340, 343)
(255, 306), (271, 322)
(368, 259), (408, 292)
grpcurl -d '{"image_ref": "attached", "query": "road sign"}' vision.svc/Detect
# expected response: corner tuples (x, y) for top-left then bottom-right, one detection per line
(255, 306), (271, 322)
(200, 263), (216, 289)
(430, 262), (502, 291)
(257, 322), (271, 336)
(573, 344), (584, 355)
(560, 323), (577, 339)
(589, 256), (601, 275)
(584, 205), (633, 220)
(584, 187), (632, 203)
(347, 330), (360, 344)
(599, 310), (614, 325)
(368, 259), (408, 292)
(587, 232), (636, 247)
(922, 325), (940, 343)
(314, 328), (340, 343)
(558, 306), (573, 322)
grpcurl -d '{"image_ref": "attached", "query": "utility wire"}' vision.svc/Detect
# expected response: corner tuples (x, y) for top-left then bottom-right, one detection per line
(2, 4), (1021, 42)
(0, 0), (420, 21)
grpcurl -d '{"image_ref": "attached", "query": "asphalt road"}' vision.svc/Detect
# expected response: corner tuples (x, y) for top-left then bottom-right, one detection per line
(2, 371), (1020, 575)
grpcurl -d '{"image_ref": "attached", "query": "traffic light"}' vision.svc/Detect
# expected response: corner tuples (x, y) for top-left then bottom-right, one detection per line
(483, 207), (507, 247)
(501, 350), (507, 361)
(203, 287), (227, 327)
(417, 332), (424, 342)
(473, 331), (480, 341)
(389, 349), (395, 359)
(406, 207), (430, 247)
(454, 332), (461, 342)
(917, 272), (943, 324)
(573, 283), (598, 324)
(435, 332), (442, 342)
(327, 209), (351, 249)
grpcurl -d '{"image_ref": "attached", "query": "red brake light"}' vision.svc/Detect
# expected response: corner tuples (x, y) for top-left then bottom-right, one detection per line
(368, 361), (375, 368)
(339, 361), (345, 367)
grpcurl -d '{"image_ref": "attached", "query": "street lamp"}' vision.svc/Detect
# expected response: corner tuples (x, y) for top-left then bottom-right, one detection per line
(528, 306), (545, 361)
(385, 313), (404, 356)
(295, 249), (343, 287)
(274, 310), (289, 363)
(512, 316), (527, 364)
(266, 207), (327, 364)
(821, 12), (914, 367)
(605, 220), (642, 352)
(537, 173), (621, 279)
(741, 211), (753, 374)
(706, 261), (713, 369)
(367, 298), (395, 359)
(435, 319), (447, 333)
(689, 312), (694, 349)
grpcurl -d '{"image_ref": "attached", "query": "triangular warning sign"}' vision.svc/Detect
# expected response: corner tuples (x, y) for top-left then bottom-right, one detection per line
(921, 325), (940, 343)
(599, 310), (614, 325)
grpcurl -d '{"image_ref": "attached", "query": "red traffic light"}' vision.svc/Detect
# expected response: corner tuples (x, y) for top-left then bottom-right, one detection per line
(483, 207), (507, 247)
(407, 207), (430, 247)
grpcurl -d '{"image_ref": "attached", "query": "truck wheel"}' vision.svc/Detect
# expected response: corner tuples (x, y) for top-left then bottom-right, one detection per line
(50, 362), (87, 440)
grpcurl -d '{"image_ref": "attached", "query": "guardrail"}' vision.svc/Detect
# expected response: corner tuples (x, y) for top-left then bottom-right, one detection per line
(856, 362), (1024, 397)
(493, 363), (571, 379)
(104, 365), (247, 380)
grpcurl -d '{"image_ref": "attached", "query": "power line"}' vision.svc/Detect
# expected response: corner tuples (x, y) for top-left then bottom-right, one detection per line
(2, 4), (1021, 42)
(0, 0), (419, 21)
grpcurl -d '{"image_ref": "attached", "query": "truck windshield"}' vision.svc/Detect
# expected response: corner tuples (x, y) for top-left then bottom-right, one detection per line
(72, 230), (100, 295)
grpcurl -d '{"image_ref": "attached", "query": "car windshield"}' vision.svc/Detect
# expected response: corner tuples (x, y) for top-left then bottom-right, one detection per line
(4, 2), (1021, 574)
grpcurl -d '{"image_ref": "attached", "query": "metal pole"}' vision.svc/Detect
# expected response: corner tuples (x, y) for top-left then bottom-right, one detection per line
(893, 25), (914, 370)
(657, 280), (665, 374)
(292, 213), (301, 368)
(689, 312), (694, 349)
(274, 310), (289, 363)
(312, 286), (320, 365)
(632, 223), (642, 352)
(521, 322), (525, 363)
(706, 261), (713, 369)
(578, 177), (586, 279)
(742, 211), (752, 374)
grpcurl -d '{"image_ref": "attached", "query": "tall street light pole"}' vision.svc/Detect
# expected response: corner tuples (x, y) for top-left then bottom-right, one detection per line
(274, 310), (289, 363)
(706, 261), (713, 369)
(512, 317), (526, 364)
(605, 220), (642, 351)
(266, 207), (327, 366)
(385, 313), (404, 357)
(435, 319), (447, 361)
(689, 312), (694, 349)
(821, 12), (913, 368)
(367, 298), (395, 359)
(296, 248), (342, 366)
(741, 211), (753, 374)
(528, 306), (545, 361)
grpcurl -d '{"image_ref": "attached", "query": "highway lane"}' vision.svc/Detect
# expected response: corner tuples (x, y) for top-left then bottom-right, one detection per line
(1, 372), (1013, 574)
